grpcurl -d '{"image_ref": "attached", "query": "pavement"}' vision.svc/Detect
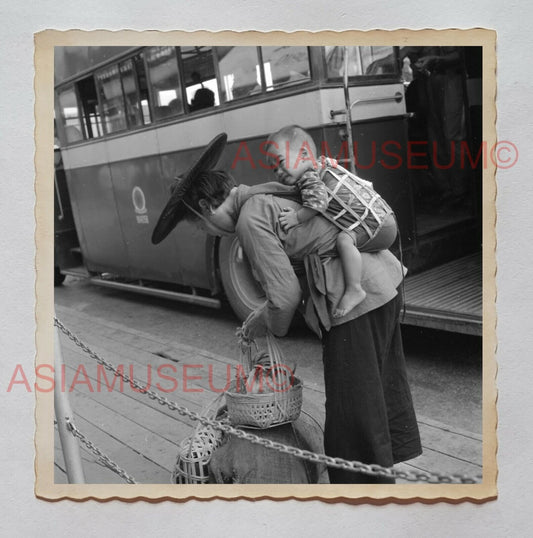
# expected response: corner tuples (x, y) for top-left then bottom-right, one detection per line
(53, 275), (483, 484)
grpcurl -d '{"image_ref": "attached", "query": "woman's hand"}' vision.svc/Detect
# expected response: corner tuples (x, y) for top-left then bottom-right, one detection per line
(279, 208), (299, 232)
(242, 303), (268, 339)
(414, 55), (440, 75)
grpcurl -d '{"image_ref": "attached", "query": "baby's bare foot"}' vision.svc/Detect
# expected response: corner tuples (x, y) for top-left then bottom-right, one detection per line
(333, 288), (367, 318)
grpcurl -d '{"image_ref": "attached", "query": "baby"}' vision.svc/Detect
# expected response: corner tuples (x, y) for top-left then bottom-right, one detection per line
(266, 125), (398, 318)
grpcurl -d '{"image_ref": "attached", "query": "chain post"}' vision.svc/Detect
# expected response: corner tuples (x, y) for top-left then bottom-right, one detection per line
(54, 319), (86, 484)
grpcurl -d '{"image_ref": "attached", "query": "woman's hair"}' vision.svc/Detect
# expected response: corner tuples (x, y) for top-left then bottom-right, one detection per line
(183, 170), (236, 220)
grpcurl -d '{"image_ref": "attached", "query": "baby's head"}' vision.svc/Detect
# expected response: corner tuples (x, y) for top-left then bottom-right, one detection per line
(266, 125), (318, 185)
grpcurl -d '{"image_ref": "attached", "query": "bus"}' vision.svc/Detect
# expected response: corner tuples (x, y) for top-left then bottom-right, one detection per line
(54, 44), (482, 335)
(54, 137), (79, 286)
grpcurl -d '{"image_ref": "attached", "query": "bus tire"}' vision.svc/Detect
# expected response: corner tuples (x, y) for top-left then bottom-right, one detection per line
(54, 266), (66, 286)
(218, 235), (265, 321)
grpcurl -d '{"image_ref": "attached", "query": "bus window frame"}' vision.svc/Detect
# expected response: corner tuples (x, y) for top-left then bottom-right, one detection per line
(175, 46), (191, 114)
(56, 83), (87, 144)
(256, 46), (267, 93)
(118, 56), (147, 131)
(308, 46), (326, 84)
(179, 45), (219, 114)
(54, 45), (403, 148)
(72, 83), (88, 140)
(78, 76), (104, 140)
(54, 47), (147, 145)
(94, 63), (129, 136)
(212, 47), (224, 108)
(143, 46), (186, 123)
(260, 45), (314, 93)
(131, 51), (154, 128)
(320, 46), (402, 86)
(214, 45), (266, 104)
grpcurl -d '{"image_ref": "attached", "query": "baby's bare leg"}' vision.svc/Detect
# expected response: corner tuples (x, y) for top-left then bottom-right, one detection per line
(333, 231), (367, 318)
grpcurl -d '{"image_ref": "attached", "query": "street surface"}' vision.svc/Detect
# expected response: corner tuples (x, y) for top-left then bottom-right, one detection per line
(55, 275), (482, 436)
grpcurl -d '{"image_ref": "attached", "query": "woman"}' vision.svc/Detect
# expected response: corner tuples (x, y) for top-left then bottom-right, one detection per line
(152, 134), (422, 483)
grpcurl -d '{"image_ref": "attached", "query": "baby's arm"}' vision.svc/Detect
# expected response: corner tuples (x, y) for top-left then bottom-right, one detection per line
(279, 170), (328, 231)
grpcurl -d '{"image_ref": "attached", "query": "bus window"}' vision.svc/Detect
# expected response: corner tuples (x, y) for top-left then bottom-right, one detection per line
(120, 58), (144, 128)
(145, 46), (184, 120)
(133, 53), (152, 125)
(261, 46), (311, 91)
(95, 65), (128, 134)
(216, 46), (262, 101)
(181, 46), (219, 112)
(76, 76), (103, 139)
(325, 46), (397, 79)
(57, 86), (85, 143)
(360, 46), (398, 74)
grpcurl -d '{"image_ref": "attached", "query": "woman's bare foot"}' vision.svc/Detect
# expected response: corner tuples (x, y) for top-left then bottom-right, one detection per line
(333, 287), (367, 318)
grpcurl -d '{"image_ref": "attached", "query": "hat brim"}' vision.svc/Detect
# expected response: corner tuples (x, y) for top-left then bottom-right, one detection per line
(151, 133), (228, 245)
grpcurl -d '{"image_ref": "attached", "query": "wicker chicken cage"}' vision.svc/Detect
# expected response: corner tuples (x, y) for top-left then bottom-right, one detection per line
(171, 396), (226, 484)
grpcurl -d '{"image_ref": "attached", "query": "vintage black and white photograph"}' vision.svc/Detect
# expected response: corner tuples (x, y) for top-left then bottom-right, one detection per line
(36, 30), (496, 501)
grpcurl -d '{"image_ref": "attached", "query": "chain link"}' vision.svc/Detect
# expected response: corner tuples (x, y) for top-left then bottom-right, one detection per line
(54, 317), (481, 484)
(64, 418), (137, 484)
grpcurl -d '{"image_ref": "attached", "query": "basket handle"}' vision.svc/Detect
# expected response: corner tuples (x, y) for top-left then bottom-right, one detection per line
(236, 326), (288, 374)
(236, 325), (259, 372)
(265, 331), (286, 370)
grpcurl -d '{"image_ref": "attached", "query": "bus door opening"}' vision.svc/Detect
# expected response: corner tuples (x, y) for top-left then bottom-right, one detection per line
(402, 46), (480, 236)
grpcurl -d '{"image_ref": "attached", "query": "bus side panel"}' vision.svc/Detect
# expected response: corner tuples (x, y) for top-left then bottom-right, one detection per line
(54, 159), (80, 269)
(222, 138), (277, 186)
(65, 164), (132, 276)
(353, 117), (414, 248)
(158, 151), (214, 289)
(166, 221), (213, 289)
(107, 153), (211, 288)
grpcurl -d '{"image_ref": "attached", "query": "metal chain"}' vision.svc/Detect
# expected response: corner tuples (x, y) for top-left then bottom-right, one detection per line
(64, 418), (137, 484)
(55, 317), (481, 484)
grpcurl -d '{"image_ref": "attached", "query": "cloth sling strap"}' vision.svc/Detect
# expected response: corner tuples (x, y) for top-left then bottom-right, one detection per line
(241, 182), (301, 202)
(319, 162), (394, 245)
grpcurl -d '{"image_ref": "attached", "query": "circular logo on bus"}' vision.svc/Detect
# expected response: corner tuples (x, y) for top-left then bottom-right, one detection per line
(132, 186), (147, 215)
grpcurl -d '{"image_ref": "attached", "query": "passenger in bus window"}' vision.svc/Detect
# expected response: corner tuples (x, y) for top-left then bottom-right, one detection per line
(153, 134), (421, 484)
(267, 125), (398, 318)
(189, 71), (215, 111)
(168, 98), (181, 115)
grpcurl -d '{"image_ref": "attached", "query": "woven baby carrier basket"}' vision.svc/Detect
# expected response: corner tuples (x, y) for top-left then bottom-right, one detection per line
(320, 160), (394, 245)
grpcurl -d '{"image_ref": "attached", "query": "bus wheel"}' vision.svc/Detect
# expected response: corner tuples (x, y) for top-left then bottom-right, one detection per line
(218, 235), (265, 321)
(54, 266), (66, 286)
